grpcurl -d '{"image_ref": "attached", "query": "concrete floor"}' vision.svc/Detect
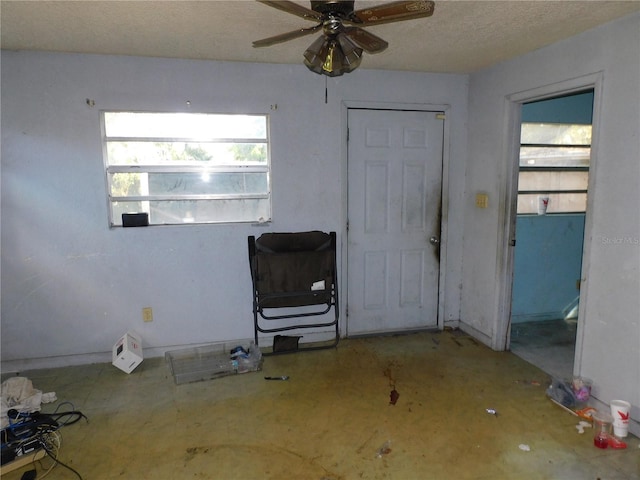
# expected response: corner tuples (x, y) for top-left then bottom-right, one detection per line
(2, 330), (638, 479)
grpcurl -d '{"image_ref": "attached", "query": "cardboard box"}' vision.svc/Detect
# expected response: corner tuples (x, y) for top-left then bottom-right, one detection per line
(112, 331), (143, 373)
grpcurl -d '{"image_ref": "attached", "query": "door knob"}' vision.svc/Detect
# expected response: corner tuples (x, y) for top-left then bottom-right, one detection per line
(429, 236), (440, 245)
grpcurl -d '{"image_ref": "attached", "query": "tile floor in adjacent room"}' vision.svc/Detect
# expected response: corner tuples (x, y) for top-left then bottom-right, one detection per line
(510, 319), (578, 381)
(2, 330), (638, 480)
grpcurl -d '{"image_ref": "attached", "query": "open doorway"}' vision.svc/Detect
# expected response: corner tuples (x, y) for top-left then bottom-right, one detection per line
(509, 90), (594, 380)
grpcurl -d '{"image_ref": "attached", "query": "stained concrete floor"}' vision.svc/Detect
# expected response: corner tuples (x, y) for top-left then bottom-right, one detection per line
(2, 330), (639, 479)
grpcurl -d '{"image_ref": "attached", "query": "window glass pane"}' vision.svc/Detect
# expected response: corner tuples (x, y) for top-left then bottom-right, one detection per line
(109, 199), (270, 226)
(112, 201), (147, 221)
(148, 172), (269, 196)
(109, 172), (269, 197)
(518, 171), (589, 192)
(110, 173), (146, 197)
(104, 112), (267, 139)
(150, 199), (270, 224)
(107, 142), (267, 166)
(520, 123), (591, 145)
(520, 146), (590, 167)
(517, 193), (587, 214)
(102, 111), (270, 226)
(518, 122), (590, 214)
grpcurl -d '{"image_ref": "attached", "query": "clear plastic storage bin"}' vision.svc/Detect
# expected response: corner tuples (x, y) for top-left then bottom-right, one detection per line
(165, 342), (262, 385)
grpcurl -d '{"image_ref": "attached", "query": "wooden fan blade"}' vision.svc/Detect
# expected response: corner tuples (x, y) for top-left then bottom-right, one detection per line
(343, 27), (388, 54)
(353, 0), (434, 26)
(253, 24), (322, 48)
(256, 0), (322, 21)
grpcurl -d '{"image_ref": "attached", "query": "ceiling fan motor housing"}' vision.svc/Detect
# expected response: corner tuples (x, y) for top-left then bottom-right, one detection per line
(311, 0), (355, 17)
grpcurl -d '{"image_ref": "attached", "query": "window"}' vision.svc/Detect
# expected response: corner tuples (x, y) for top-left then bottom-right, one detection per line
(517, 122), (591, 214)
(102, 112), (270, 226)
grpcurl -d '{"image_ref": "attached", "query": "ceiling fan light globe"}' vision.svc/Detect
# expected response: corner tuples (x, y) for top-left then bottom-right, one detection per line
(336, 33), (363, 66)
(303, 35), (329, 64)
(304, 59), (325, 75)
(321, 40), (345, 75)
(326, 37), (362, 75)
(304, 38), (361, 77)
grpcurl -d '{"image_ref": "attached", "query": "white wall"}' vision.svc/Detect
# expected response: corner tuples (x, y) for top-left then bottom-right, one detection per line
(1, 52), (468, 370)
(462, 13), (639, 432)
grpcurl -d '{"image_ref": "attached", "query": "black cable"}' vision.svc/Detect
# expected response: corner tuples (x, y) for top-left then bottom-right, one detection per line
(51, 402), (75, 414)
(48, 403), (89, 427)
(2, 408), (88, 479)
(41, 441), (83, 480)
(47, 411), (88, 427)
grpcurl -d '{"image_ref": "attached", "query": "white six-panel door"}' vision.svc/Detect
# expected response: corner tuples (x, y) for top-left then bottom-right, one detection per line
(347, 109), (444, 335)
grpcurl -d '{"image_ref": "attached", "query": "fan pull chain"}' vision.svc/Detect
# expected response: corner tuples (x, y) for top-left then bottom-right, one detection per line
(325, 75), (328, 104)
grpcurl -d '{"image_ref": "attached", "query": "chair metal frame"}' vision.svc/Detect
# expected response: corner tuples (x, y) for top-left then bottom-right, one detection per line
(248, 231), (339, 354)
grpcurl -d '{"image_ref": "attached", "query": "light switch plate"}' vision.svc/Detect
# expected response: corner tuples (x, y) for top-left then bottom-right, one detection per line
(476, 193), (489, 209)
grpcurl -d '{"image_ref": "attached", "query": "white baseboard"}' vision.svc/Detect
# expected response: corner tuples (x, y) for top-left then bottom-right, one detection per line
(0, 333), (340, 374)
(458, 320), (493, 347)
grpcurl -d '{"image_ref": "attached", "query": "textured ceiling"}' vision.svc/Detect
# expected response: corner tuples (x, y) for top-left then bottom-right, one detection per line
(2, 0), (639, 74)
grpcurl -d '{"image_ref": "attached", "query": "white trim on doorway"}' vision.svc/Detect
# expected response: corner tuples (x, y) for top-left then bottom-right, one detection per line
(493, 72), (604, 379)
(340, 100), (452, 334)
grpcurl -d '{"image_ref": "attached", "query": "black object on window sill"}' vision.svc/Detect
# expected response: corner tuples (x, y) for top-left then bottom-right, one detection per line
(122, 213), (149, 227)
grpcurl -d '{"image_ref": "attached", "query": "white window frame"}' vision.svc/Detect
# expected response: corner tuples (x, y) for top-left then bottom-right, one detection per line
(517, 122), (590, 215)
(101, 111), (271, 227)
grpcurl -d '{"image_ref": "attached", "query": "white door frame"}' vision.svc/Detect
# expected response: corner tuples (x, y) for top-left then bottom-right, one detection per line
(340, 101), (451, 336)
(494, 72), (604, 372)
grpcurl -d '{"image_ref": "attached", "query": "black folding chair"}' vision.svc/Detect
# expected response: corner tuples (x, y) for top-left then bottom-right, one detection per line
(248, 231), (339, 354)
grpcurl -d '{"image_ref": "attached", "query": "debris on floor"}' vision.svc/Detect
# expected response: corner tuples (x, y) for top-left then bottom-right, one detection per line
(112, 330), (143, 374)
(546, 377), (578, 408)
(383, 367), (399, 405)
(514, 379), (542, 386)
(547, 378), (600, 423)
(486, 408), (498, 417)
(1, 377), (57, 429)
(576, 407), (596, 421)
(549, 397), (576, 416)
(518, 444), (531, 452)
(607, 435), (627, 449)
(571, 376), (592, 403)
(546, 376), (592, 411)
(1, 394), (88, 476)
(376, 440), (392, 458)
(575, 421), (592, 434)
(389, 389), (399, 405)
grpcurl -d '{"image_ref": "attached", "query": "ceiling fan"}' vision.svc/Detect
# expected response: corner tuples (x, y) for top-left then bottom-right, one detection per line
(253, 0), (435, 77)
